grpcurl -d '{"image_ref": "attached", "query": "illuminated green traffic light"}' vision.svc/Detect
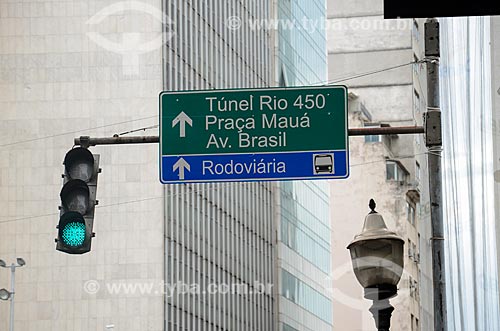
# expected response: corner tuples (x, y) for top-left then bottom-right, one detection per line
(62, 221), (86, 247)
(57, 211), (91, 254)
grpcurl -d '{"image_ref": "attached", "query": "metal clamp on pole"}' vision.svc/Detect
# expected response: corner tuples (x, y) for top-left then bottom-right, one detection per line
(424, 109), (442, 147)
(78, 136), (91, 149)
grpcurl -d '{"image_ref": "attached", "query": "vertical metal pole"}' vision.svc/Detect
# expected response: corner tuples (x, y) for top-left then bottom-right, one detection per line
(424, 18), (447, 331)
(9, 265), (15, 331)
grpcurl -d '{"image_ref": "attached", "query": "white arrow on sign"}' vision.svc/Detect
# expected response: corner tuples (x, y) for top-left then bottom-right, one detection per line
(173, 158), (190, 180)
(172, 111), (193, 138)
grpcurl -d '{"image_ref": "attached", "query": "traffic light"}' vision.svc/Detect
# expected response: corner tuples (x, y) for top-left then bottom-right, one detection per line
(56, 147), (100, 254)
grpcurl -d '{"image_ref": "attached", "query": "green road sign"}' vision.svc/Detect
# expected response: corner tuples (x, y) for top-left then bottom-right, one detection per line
(160, 86), (349, 183)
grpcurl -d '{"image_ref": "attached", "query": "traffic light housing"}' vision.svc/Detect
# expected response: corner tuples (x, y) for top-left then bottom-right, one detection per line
(56, 147), (100, 254)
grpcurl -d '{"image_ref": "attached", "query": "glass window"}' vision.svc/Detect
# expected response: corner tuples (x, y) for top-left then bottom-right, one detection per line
(416, 161), (421, 182)
(418, 233), (421, 261)
(280, 181), (331, 273)
(364, 123), (381, 143)
(283, 323), (299, 331)
(281, 269), (332, 324)
(414, 89), (421, 113)
(413, 53), (420, 75)
(386, 161), (408, 182)
(407, 202), (416, 225)
(413, 242), (417, 262)
(387, 161), (396, 180)
(412, 19), (420, 42)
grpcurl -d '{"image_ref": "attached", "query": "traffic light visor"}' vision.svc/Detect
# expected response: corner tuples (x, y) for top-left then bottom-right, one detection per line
(58, 212), (87, 248)
(64, 147), (95, 182)
(60, 179), (90, 215)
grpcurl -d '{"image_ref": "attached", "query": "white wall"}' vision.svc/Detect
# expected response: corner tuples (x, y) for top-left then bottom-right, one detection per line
(0, 1), (165, 330)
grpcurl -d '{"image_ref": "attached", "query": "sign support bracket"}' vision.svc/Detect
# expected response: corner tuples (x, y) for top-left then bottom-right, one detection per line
(74, 126), (425, 146)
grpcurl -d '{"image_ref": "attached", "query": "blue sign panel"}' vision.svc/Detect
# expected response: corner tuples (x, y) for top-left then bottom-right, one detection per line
(161, 151), (348, 183)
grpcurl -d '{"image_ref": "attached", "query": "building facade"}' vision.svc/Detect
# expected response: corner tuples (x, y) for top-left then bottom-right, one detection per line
(327, 1), (432, 330)
(494, 17), (500, 323)
(277, 181), (333, 331)
(441, 16), (500, 330)
(330, 95), (426, 331)
(0, 0), (166, 329)
(0, 0), (333, 330)
(274, 1), (333, 331)
(163, 1), (275, 330)
(276, 0), (327, 86)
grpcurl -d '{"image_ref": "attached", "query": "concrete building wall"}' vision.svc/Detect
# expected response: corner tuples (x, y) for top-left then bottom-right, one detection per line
(412, 18), (433, 331)
(326, 1), (414, 123)
(0, 1), (165, 330)
(327, 0), (432, 330)
(328, 49), (413, 87)
(330, 97), (424, 330)
(327, 0), (383, 18)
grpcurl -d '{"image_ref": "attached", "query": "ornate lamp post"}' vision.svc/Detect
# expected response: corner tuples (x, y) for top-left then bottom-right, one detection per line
(347, 200), (405, 331)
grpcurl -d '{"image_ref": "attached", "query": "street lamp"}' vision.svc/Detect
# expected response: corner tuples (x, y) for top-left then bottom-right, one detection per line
(347, 200), (404, 331)
(0, 288), (10, 300)
(0, 258), (26, 331)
